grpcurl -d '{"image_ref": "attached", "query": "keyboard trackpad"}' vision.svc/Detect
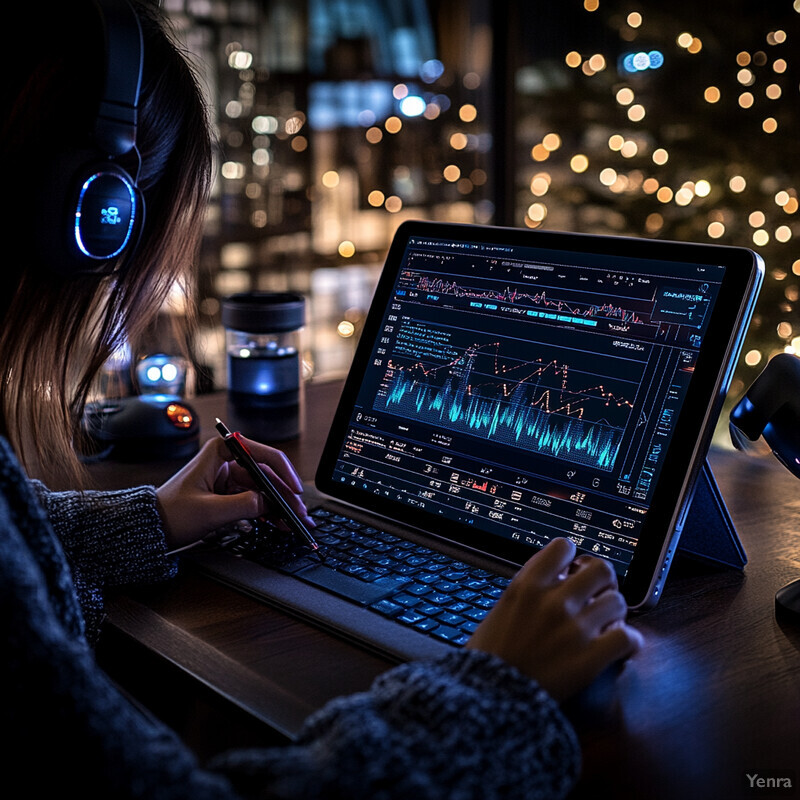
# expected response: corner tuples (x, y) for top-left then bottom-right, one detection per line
(296, 564), (403, 605)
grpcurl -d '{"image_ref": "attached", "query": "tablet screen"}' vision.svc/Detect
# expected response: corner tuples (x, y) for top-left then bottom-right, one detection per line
(317, 222), (762, 607)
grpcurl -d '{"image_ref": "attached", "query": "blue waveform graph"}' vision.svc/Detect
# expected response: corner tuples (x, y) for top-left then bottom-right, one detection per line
(381, 355), (627, 472)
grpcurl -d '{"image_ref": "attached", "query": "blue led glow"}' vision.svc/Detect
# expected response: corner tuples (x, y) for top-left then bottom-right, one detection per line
(399, 95), (426, 116)
(621, 50), (664, 73)
(74, 171), (137, 259)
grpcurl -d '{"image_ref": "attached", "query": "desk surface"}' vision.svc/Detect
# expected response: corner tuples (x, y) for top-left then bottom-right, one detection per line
(96, 381), (800, 799)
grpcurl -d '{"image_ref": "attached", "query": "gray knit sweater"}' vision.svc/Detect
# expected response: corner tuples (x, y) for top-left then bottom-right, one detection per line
(1, 437), (581, 799)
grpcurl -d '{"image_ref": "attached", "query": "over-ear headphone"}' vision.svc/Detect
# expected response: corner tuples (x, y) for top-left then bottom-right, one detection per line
(45, 0), (145, 276)
(730, 352), (800, 478)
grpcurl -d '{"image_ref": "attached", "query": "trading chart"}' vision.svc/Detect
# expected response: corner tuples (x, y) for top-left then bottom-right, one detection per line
(331, 234), (723, 572)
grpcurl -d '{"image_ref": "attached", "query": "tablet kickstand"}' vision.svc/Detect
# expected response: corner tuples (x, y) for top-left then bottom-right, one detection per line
(676, 459), (746, 569)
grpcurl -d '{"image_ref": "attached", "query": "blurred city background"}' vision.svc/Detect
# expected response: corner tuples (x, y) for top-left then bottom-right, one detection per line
(158, 0), (800, 415)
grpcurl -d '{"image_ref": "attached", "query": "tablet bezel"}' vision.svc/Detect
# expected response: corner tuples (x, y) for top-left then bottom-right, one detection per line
(315, 220), (763, 609)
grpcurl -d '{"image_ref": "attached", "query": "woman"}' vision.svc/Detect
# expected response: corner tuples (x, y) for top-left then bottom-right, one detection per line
(0, 2), (643, 797)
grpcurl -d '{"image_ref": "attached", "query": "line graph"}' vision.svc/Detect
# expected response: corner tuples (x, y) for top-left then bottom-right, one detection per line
(403, 270), (645, 324)
(376, 328), (639, 471)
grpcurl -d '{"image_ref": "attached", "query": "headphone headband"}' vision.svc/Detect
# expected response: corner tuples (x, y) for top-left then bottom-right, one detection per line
(94, 0), (144, 157)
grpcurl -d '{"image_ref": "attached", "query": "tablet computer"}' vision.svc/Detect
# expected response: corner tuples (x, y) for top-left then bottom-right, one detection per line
(315, 220), (763, 610)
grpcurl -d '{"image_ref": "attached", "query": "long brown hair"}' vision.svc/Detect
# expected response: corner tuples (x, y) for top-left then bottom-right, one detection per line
(0, 1), (213, 487)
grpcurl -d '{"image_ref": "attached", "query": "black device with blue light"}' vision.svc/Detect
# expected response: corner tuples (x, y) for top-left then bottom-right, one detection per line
(190, 221), (763, 662)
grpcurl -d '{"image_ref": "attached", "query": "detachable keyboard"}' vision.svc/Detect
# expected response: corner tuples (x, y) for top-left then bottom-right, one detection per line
(208, 507), (511, 648)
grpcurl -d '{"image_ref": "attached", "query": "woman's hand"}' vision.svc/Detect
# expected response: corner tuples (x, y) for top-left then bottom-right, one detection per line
(466, 537), (643, 702)
(155, 435), (314, 550)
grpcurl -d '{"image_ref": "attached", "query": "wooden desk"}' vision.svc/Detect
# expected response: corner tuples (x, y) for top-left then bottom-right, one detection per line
(96, 381), (800, 798)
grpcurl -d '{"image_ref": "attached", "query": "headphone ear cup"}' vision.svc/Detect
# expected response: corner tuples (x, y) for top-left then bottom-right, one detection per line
(32, 148), (143, 276)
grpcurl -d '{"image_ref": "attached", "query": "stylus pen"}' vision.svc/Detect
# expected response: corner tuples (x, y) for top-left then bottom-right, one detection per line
(215, 418), (323, 558)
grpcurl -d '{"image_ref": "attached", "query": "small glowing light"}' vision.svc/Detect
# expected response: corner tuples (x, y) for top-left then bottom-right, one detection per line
(419, 58), (445, 83)
(778, 321), (793, 338)
(643, 178), (659, 194)
(146, 366), (162, 383)
(166, 404), (193, 429)
(645, 213), (663, 233)
(584, 0), (599, 11)
(620, 140), (638, 158)
(285, 114), (305, 134)
(652, 148), (669, 165)
(464, 72), (481, 89)
(570, 154), (589, 173)
(704, 86), (721, 103)
(677, 32), (694, 49)
(399, 95), (426, 116)
(565, 51), (582, 68)
(773, 58), (787, 73)
(531, 143), (550, 161)
(616, 87), (635, 106)
(776, 225), (793, 242)
(385, 116), (403, 133)
(627, 12), (642, 27)
(739, 92), (754, 109)
(338, 240), (355, 258)
(688, 37), (703, 54)
(708, 221), (726, 238)
(542, 132), (562, 151)
(737, 51), (751, 66)
(793, 259), (800, 276)
(749, 210), (766, 227)
(450, 132), (468, 150)
(385, 195), (403, 213)
(657, 186), (674, 203)
(228, 50), (253, 70)
(527, 202), (547, 222)
(225, 100), (243, 119)
(695, 180), (711, 197)
(763, 117), (778, 133)
(628, 104), (646, 122)
(337, 320), (355, 337)
(393, 83), (409, 99)
(366, 126), (383, 144)
(322, 170), (340, 188)
(766, 83), (782, 100)
(530, 174), (551, 196)
(753, 229), (770, 246)
(588, 53), (606, 72)
(459, 104), (478, 122)
(599, 168), (617, 186)
(729, 175), (747, 193)
(221, 161), (245, 180)
(443, 164), (461, 182)
(744, 349), (762, 366)
(776, 190), (791, 206)
(785, 197), (799, 214)
(368, 190), (385, 207)
(424, 103), (441, 120)
(291, 136), (307, 153)
(252, 115), (279, 134)
(675, 188), (694, 206)
(608, 134), (625, 151)
(737, 68), (755, 86)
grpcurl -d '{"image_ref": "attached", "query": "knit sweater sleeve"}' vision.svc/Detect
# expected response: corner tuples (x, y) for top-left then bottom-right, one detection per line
(210, 648), (581, 800)
(31, 481), (176, 642)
